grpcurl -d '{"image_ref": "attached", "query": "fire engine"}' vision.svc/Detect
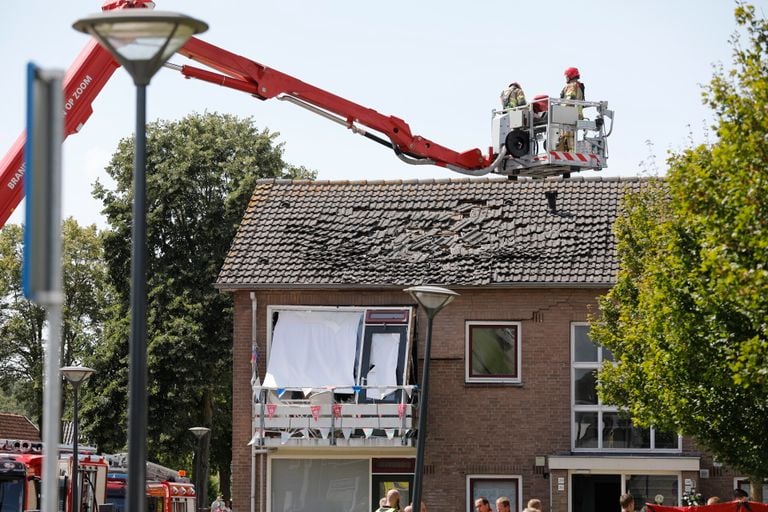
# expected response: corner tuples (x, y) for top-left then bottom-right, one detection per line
(0, 438), (108, 512)
(105, 453), (196, 512)
(0, 446), (42, 512)
(0, 0), (615, 228)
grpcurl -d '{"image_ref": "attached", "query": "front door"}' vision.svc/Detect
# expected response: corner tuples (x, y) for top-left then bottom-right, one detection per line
(572, 474), (621, 512)
(371, 474), (412, 511)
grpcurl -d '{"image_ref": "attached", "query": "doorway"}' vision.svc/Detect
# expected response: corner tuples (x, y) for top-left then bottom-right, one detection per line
(372, 474), (412, 511)
(572, 474), (621, 512)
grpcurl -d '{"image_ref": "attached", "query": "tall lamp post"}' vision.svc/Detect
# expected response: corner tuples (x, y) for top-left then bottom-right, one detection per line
(404, 286), (458, 512)
(73, 11), (208, 512)
(61, 365), (96, 512)
(189, 427), (211, 512)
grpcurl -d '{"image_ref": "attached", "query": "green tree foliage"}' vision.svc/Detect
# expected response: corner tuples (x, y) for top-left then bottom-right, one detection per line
(84, 112), (315, 489)
(591, 3), (768, 492)
(0, 219), (112, 429)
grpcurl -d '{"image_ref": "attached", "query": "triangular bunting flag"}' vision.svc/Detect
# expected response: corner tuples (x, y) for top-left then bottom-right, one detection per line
(266, 404), (277, 418)
(280, 432), (291, 444)
(342, 428), (353, 440)
(385, 429), (395, 440)
(398, 404), (407, 419)
(302, 388), (313, 397)
(277, 388), (286, 397)
(332, 404), (342, 418)
(310, 405), (321, 421)
(318, 428), (330, 439)
(363, 428), (373, 438)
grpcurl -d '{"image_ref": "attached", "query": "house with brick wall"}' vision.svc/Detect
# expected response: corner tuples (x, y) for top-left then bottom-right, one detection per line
(215, 176), (743, 512)
(0, 413), (41, 442)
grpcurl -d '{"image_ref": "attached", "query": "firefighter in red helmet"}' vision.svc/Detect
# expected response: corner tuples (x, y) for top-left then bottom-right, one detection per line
(561, 67), (585, 102)
(557, 67), (585, 151)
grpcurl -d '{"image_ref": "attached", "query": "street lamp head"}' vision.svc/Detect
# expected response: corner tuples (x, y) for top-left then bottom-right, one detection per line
(404, 285), (458, 319)
(60, 366), (96, 387)
(189, 427), (210, 439)
(73, 10), (208, 85)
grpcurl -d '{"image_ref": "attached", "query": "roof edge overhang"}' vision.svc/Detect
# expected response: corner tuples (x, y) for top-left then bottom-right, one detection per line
(214, 281), (615, 292)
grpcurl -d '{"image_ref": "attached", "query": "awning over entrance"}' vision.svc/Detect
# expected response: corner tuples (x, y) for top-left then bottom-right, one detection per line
(548, 456), (700, 472)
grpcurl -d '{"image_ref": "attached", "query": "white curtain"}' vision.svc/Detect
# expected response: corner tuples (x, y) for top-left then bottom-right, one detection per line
(365, 332), (400, 399)
(263, 310), (362, 390)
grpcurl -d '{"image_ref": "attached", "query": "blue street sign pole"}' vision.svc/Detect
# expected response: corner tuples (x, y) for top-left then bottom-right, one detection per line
(24, 61), (65, 512)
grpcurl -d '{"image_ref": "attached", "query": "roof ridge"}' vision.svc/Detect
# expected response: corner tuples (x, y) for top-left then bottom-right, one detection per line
(255, 175), (656, 185)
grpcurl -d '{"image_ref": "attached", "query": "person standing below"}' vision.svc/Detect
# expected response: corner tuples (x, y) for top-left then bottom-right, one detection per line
(475, 497), (493, 512)
(523, 498), (542, 512)
(211, 495), (226, 512)
(620, 493), (635, 512)
(707, 497), (722, 505)
(496, 496), (511, 512)
(376, 489), (401, 512)
(500, 82), (527, 110)
(733, 489), (749, 502)
(557, 67), (585, 151)
(404, 503), (427, 512)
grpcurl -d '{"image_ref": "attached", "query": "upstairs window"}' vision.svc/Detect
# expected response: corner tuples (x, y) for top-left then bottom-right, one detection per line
(264, 306), (413, 403)
(465, 321), (521, 384)
(571, 323), (680, 452)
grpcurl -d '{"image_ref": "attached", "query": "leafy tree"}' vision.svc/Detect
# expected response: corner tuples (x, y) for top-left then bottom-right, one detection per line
(0, 219), (113, 430)
(84, 112), (314, 495)
(591, 3), (768, 497)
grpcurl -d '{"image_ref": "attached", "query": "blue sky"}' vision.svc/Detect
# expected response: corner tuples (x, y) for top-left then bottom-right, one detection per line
(1, 0), (764, 227)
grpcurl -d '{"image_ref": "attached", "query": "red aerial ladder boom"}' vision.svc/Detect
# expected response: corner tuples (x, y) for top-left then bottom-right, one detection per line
(172, 37), (497, 173)
(0, 0), (155, 228)
(0, 0), (613, 229)
(0, 40), (120, 227)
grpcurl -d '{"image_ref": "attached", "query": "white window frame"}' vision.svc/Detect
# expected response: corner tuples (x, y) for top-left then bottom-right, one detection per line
(734, 477), (768, 503)
(466, 474), (522, 512)
(570, 322), (681, 453)
(465, 321), (522, 384)
(267, 454), (372, 512)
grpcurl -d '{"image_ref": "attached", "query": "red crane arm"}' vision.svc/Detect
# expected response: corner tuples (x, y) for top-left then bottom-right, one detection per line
(0, 0), (497, 229)
(0, 0), (156, 228)
(0, 40), (120, 227)
(176, 37), (495, 171)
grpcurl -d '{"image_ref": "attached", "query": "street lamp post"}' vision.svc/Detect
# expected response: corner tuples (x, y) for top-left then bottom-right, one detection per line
(73, 11), (208, 512)
(189, 427), (211, 512)
(403, 286), (458, 512)
(60, 365), (96, 512)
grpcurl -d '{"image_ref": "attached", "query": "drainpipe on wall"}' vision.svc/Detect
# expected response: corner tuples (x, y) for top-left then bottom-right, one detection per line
(250, 292), (260, 512)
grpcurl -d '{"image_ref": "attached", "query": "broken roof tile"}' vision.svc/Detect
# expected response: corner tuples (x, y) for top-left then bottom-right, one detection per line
(217, 176), (652, 288)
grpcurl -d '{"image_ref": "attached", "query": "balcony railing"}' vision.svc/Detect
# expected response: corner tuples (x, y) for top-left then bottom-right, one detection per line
(251, 386), (416, 448)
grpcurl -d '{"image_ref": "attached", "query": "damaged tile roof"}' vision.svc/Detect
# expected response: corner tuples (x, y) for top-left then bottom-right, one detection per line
(216, 176), (649, 288)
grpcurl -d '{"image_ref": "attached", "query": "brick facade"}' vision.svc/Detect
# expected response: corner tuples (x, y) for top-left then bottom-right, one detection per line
(226, 286), (744, 512)
(218, 179), (744, 512)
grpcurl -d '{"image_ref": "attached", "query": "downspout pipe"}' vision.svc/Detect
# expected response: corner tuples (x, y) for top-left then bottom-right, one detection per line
(250, 292), (258, 512)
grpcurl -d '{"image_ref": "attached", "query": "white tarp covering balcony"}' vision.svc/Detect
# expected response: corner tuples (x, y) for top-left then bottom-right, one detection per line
(263, 310), (363, 391)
